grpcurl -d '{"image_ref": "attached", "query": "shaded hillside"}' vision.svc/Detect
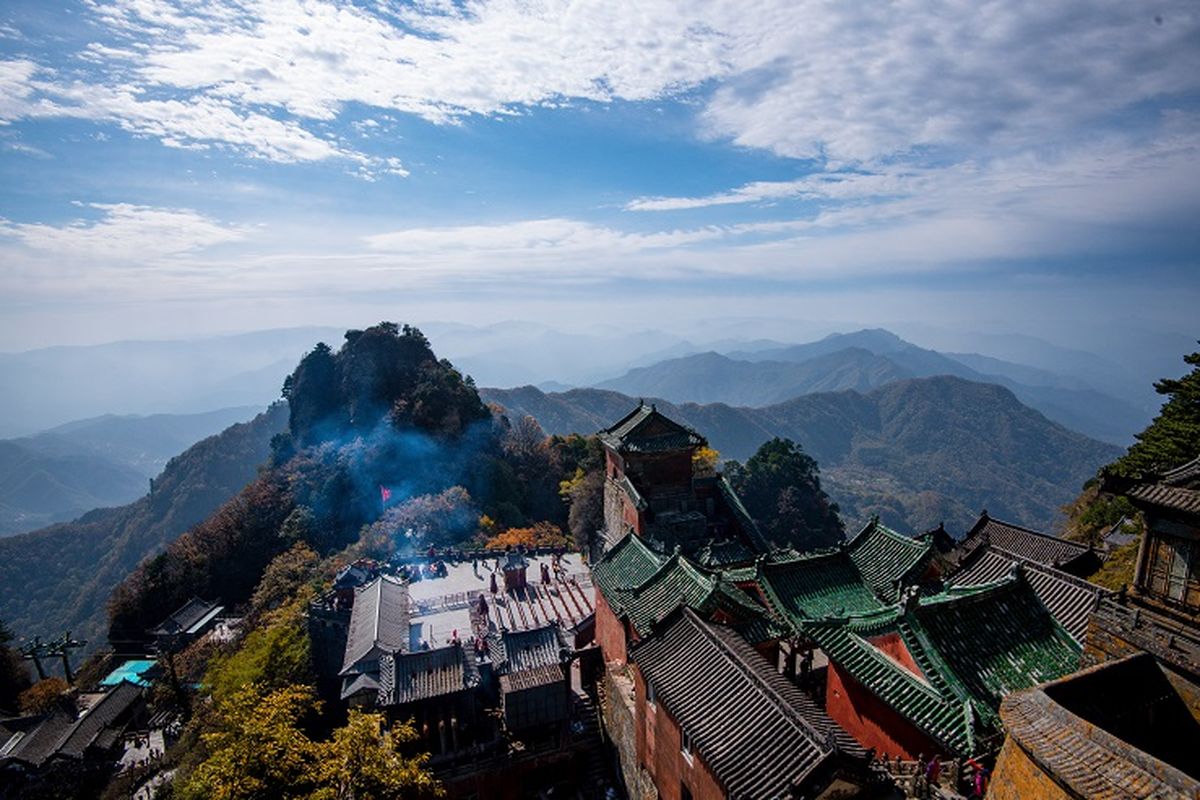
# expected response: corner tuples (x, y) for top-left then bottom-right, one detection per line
(482, 377), (1121, 534)
(0, 440), (147, 537)
(0, 403), (288, 651)
(605, 328), (1145, 444)
(41, 406), (263, 476)
(0, 406), (263, 537)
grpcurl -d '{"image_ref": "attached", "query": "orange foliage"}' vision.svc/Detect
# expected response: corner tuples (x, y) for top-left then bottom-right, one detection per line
(483, 521), (571, 550)
(19, 677), (69, 715)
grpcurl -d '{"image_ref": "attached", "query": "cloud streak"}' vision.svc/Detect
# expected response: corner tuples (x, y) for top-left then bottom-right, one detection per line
(3, 0), (1196, 174)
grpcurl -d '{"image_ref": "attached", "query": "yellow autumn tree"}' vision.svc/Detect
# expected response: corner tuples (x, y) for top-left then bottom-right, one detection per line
(177, 684), (321, 800)
(314, 710), (443, 799)
(177, 684), (441, 800)
(692, 446), (720, 477)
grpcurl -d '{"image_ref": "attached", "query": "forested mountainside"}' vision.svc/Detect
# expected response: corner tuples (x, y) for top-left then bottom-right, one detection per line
(482, 376), (1121, 534)
(0, 406), (261, 537)
(598, 329), (1146, 445)
(0, 439), (147, 537)
(0, 404), (288, 652)
(104, 323), (588, 647)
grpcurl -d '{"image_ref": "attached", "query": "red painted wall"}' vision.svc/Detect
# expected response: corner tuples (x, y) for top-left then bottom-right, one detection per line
(595, 590), (629, 665)
(633, 667), (728, 800)
(825, 662), (942, 760)
(867, 632), (926, 680)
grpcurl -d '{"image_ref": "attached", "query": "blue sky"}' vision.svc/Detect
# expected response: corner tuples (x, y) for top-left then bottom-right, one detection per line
(0, 0), (1197, 351)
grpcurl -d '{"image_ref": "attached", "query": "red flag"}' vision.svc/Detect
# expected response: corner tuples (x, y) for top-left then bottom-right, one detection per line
(380, 485), (393, 504)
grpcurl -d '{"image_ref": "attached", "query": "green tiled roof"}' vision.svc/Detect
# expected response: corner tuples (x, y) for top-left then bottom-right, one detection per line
(594, 533), (782, 640)
(846, 519), (934, 602)
(909, 576), (1081, 731)
(806, 607), (977, 755)
(760, 551), (885, 620)
(804, 574), (1082, 757)
(592, 532), (665, 617)
(756, 521), (936, 628)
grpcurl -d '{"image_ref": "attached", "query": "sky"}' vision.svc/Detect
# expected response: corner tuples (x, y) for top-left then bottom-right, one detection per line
(0, 0), (1198, 352)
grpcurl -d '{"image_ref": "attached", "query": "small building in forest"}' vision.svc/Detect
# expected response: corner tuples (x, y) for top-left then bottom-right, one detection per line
(149, 597), (224, 651)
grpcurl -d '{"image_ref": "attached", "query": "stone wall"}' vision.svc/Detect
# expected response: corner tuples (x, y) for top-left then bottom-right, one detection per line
(988, 737), (1074, 800)
(601, 666), (658, 800)
(603, 478), (634, 552)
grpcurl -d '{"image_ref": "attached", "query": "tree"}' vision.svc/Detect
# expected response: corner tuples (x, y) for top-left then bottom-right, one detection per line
(178, 688), (441, 800)
(314, 711), (443, 800)
(1109, 346), (1200, 476)
(361, 487), (478, 556)
(204, 601), (312, 706)
(177, 684), (322, 800)
(19, 677), (70, 715)
(725, 438), (844, 550)
(0, 618), (31, 713)
(562, 467), (604, 557)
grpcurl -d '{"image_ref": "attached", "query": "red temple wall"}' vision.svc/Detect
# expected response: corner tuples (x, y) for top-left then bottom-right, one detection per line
(825, 662), (942, 760)
(634, 667), (728, 800)
(595, 590), (629, 665)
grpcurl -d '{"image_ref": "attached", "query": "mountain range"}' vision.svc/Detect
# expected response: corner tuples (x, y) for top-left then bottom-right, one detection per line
(594, 329), (1147, 445)
(0, 404), (288, 652)
(0, 407), (262, 537)
(481, 375), (1121, 536)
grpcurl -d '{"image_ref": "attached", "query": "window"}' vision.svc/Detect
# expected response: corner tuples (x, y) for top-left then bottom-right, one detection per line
(1144, 533), (1199, 609)
(646, 680), (656, 708)
(681, 729), (694, 763)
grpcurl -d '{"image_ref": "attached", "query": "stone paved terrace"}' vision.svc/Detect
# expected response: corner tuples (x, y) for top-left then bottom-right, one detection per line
(397, 553), (593, 649)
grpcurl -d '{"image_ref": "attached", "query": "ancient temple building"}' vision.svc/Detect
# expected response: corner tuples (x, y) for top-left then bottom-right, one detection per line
(598, 403), (767, 563)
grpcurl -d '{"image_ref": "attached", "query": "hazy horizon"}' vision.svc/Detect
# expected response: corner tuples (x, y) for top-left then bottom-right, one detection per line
(1, 0), (1196, 358)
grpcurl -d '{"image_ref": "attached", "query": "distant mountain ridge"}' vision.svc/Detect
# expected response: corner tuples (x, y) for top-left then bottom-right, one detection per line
(0, 404), (288, 651)
(0, 406), (263, 537)
(596, 328), (1147, 445)
(481, 376), (1121, 535)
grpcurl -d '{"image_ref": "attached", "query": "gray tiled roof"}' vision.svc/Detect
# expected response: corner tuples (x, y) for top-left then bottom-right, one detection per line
(378, 643), (480, 706)
(959, 514), (1092, 570)
(947, 545), (1113, 642)
(1, 682), (143, 768)
(149, 597), (223, 636)
(1129, 482), (1200, 515)
(56, 682), (143, 760)
(499, 663), (565, 692)
(341, 575), (409, 675)
(632, 607), (866, 799)
(598, 403), (706, 453)
(496, 623), (566, 673)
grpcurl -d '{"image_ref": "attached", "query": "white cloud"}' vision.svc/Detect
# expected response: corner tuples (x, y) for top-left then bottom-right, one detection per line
(3, 0), (1198, 176)
(0, 202), (246, 261)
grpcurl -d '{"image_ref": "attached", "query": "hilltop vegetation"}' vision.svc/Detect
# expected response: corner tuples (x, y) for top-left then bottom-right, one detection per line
(107, 323), (585, 646)
(1063, 345), (1200, 563)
